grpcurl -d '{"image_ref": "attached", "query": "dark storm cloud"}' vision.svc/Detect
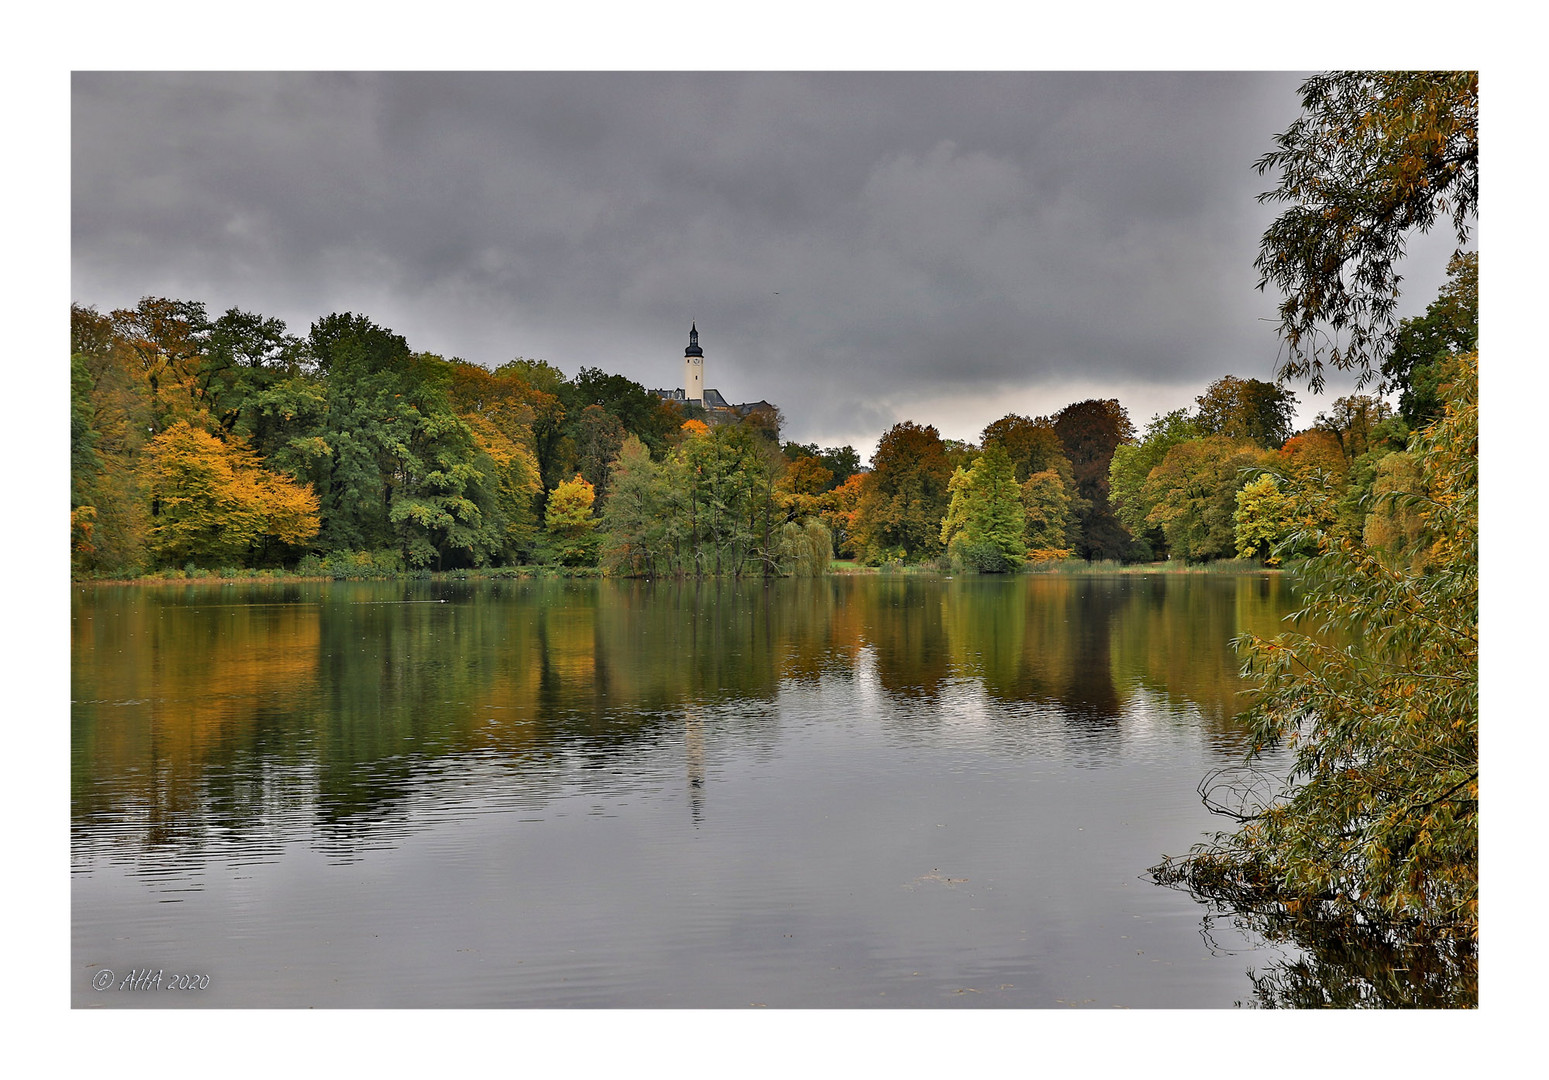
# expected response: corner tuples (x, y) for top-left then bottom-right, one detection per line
(74, 70), (1392, 450)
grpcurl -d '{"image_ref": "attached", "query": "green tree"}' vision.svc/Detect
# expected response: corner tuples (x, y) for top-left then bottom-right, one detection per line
(1019, 469), (1071, 559)
(200, 307), (305, 436)
(1382, 251), (1478, 427)
(1232, 467), (1339, 566)
(1253, 71), (1477, 390)
(940, 445), (1026, 573)
(1194, 375), (1298, 449)
(1108, 408), (1200, 559)
(1314, 393), (1395, 465)
(775, 518), (834, 577)
(599, 435), (683, 577)
(574, 403), (627, 501)
(678, 421), (779, 576)
(1142, 436), (1268, 562)
(570, 365), (683, 459)
(851, 421), (953, 563)
(984, 413), (1082, 551)
(818, 445), (862, 486)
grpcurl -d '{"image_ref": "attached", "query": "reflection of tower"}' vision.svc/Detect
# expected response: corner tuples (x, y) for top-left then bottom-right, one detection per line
(685, 708), (705, 825)
(683, 323), (704, 405)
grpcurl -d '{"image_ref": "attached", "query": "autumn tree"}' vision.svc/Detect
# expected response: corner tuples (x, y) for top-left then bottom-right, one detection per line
(110, 297), (213, 425)
(542, 475), (600, 567)
(982, 414), (1065, 481)
(1142, 436), (1268, 562)
(1194, 376), (1297, 449)
(851, 421), (954, 563)
(71, 307), (155, 572)
(1233, 468), (1340, 566)
(1360, 451), (1429, 573)
(1108, 408), (1200, 559)
(1234, 427), (1351, 565)
(776, 454), (836, 522)
(1160, 351), (1477, 949)
(1253, 71), (1477, 390)
(783, 443), (862, 488)
(70, 354), (104, 574)
(1052, 399), (1137, 561)
(140, 421), (320, 567)
(1019, 470), (1072, 560)
(448, 360), (544, 563)
(495, 358), (573, 499)
(821, 472), (868, 560)
(1160, 73), (1479, 983)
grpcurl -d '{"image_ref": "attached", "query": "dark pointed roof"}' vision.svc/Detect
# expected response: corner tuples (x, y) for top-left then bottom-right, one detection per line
(685, 322), (703, 357)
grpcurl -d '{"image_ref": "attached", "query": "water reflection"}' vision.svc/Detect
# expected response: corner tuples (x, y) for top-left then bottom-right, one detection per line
(72, 574), (1294, 860)
(74, 573), (1335, 1007)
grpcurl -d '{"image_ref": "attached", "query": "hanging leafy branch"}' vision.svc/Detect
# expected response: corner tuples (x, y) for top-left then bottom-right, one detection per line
(1254, 71), (1477, 391)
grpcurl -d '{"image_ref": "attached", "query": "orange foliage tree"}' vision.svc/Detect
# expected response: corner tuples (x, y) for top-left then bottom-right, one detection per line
(141, 421), (320, 567)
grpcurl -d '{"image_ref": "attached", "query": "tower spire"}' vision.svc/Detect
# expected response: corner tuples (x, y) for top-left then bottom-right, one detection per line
(683, 322), (704, 404)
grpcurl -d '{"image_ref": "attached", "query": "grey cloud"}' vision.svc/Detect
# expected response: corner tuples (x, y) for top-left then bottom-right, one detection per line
(75, 70), (1418, 451)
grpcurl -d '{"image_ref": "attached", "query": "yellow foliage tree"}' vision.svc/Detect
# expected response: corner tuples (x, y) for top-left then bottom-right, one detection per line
(141, 421), (320, 567)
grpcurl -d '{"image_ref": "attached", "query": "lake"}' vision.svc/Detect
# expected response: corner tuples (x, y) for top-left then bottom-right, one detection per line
(72, 572), (1306, 1008)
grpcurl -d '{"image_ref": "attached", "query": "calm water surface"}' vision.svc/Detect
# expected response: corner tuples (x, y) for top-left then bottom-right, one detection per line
(72, 573), (1301, 1007)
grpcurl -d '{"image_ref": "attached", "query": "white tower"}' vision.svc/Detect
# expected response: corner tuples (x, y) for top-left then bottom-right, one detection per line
(683, 322), (704, 404)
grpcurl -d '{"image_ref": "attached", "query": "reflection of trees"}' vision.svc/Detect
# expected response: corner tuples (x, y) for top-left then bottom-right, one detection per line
(1105, 574), (1296, 750)
(73, 578), (836, 856)
(1199, 908), (1476, 1008)
(937, 576), (1121, 719)
(73, 573), (1301, 857)
(856, 578), (952, 699)
(71, 583), (323, 834)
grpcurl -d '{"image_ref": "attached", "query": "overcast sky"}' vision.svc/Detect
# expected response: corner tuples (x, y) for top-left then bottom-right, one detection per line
(72, 70), (1468, 456)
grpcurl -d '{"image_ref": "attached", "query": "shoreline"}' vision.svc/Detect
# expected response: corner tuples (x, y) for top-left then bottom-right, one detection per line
(73, 559), (1285, 587)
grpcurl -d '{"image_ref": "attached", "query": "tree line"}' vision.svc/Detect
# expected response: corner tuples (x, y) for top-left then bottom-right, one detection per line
(68, 245), (1471, 581)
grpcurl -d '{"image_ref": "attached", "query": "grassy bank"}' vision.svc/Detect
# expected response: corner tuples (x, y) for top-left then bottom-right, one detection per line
(77, 556), (1281, 586)
(72, 564), (607, 586)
